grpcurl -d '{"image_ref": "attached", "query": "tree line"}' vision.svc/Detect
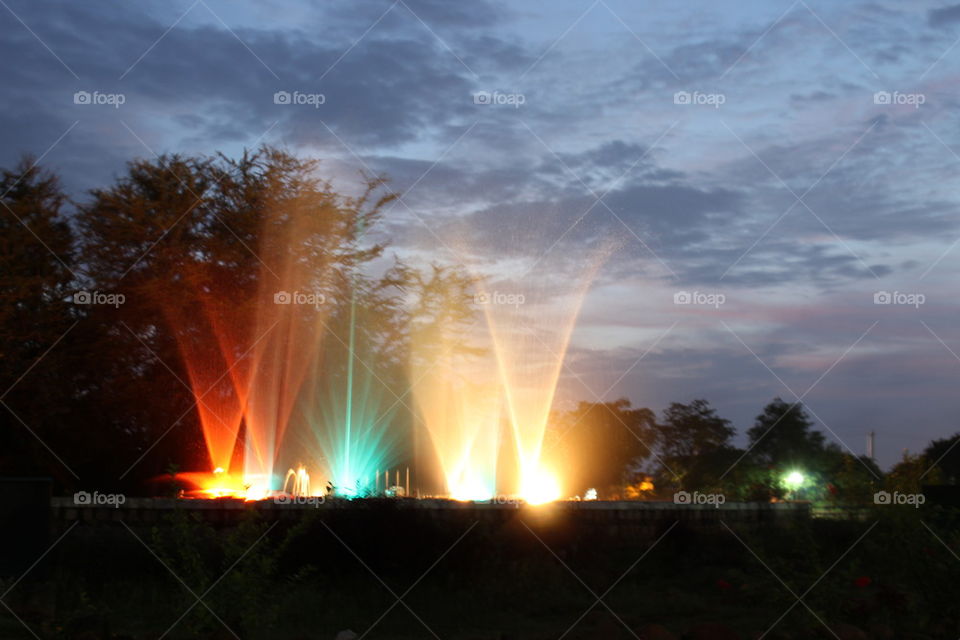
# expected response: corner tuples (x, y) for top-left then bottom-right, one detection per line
(1, 148), (957, 498)
(551, 396), (960, 502)
(1, 148), (473, 491)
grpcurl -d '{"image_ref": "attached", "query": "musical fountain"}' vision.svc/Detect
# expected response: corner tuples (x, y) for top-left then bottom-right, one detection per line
(168, 192), (611, 504)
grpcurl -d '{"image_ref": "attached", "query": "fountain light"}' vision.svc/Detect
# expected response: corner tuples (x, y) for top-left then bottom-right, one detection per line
(520, 466), (561, 505)
(449, 473), (494, 502)
(283, 465), (311, 497)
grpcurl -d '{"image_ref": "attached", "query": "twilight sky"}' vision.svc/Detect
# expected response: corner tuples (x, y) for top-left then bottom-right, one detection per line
(3, 0), (960, 468)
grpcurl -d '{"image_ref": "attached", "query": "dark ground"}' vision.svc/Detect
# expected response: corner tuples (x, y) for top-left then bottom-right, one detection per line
(1, 502), (958, 639)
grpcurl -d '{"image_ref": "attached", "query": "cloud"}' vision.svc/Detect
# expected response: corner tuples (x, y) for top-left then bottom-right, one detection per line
(4, 0), (960, 464)
(928, 4), (960, 27)
(0, 0), (519, 186)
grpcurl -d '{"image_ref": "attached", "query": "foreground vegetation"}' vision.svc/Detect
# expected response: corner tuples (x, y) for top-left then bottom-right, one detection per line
(1, 505), (958, 639)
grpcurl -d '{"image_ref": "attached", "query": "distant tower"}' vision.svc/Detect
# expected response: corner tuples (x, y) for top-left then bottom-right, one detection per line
(867, 431), (875, 460)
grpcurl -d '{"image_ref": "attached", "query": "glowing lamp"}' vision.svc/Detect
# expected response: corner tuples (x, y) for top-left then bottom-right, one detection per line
(784, 471), (805, 490)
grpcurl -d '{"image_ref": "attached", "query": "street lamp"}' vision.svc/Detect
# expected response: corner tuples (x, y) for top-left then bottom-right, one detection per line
(783, 470), (805, 499)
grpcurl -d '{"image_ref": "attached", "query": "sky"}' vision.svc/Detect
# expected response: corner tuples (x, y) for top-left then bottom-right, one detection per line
(3, 0), (960, 469)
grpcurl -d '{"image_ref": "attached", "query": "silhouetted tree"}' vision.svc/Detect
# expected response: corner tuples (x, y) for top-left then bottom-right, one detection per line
(745, 397), (848, 500)
(0, 149), (482, 491)
(73, 148), (404, 487)
(391, 262), (482, 367)
(550, 398), (656, 498)
(887, 450), (937, 494)
(0, 158), (77, 482)
(654, 399), (738, 492)
(746, 398), (833, 467)
(922, 432), (960, 484)
(827, 453), (881, 505)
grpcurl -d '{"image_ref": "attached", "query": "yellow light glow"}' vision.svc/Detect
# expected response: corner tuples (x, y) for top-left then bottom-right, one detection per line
(520, 467), (561, 505)
(243, 485), (271, 501)
(449, 479), (493, 502)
